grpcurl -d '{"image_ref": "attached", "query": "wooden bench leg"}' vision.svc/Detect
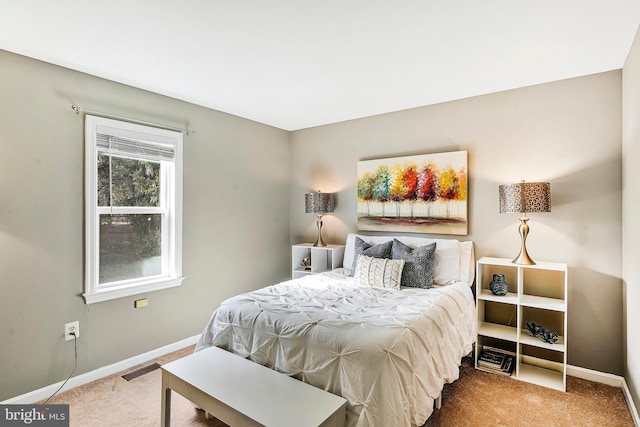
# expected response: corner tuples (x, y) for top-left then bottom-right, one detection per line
(161, 385), (172, 427)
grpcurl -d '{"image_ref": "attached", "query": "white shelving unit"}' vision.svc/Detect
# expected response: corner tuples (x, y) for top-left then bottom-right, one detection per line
(475, 257), (568, 392)
(292, 244), (345, 279)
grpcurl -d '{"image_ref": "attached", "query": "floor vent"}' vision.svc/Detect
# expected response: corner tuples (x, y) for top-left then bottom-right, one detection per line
(121, 363), (161, 381)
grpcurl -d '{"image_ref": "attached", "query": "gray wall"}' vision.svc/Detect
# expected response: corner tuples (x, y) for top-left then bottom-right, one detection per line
(0, 50), (291, 400)
(290, 71), (624, 375)
(623, 27), (640, 409)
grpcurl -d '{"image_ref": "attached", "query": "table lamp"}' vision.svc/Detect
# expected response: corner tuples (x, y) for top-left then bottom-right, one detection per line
(305, 191), (336, 247)
(499, 180), (551, 265)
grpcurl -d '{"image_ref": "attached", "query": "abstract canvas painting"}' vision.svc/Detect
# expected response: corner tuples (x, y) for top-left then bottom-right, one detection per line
(357, 151), (468, 235)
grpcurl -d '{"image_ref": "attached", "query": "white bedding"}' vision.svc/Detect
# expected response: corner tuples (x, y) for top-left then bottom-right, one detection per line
(195, 271), (476, 427)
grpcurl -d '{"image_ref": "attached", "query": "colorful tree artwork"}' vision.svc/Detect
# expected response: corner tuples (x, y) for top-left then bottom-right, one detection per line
(357, 151), (468, 235)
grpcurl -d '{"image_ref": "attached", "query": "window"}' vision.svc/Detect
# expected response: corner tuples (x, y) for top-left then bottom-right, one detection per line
(84, 115), (183, 304)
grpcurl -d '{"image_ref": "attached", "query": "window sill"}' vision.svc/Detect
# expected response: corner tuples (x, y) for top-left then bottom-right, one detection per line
(83, 276), (184, 304)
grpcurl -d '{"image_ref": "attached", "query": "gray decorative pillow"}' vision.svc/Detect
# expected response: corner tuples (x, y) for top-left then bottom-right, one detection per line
(345, 237), (393, 277)
(391, 239), (437, 288)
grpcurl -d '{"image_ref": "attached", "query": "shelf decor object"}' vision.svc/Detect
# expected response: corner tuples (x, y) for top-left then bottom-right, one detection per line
(489, 273), (509, 296)
(526, 321), (559, 344)
(499, 180), (551, 265)
(305, 191), (336, 247)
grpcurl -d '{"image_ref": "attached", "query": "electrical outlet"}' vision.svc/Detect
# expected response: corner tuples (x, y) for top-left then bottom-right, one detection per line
(134, 298), (148, 308)
(64, 321), (79, 341)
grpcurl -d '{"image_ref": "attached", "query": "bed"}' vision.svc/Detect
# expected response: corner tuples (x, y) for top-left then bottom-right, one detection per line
(195, 233), (477, 427)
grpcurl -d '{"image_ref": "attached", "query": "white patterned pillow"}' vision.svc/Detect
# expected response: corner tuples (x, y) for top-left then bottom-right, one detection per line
(353, 255), (405, 290)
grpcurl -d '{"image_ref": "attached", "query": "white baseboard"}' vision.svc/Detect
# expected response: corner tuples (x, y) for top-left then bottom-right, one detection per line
(1, 334), (200, 404)
(567, 364), (624, 387)
(568, 365), (639, 426)
(623, 379), (640, 427)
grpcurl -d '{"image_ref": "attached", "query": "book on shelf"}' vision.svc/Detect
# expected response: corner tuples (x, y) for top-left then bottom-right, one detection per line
(500, 355), (514, 374)
(478, 352), (504, 368)
(480, 364), (513, 377)
(478, 347), (514, 376)
(482, 345), (515, 357)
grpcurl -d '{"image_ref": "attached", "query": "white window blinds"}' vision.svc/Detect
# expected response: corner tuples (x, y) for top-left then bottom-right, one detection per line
(96, 134), (175, 162)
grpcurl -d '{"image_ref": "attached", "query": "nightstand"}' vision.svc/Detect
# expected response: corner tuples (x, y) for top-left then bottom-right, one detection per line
(475, 257), (568, 392)
(291, 244), (345, 279)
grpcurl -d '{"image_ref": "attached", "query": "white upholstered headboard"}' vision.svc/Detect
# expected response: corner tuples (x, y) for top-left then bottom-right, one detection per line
(343, 233), (475, 286)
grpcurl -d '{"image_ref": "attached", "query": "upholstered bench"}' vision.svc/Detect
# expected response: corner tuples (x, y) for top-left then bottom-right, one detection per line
(161, 346), (347, 427)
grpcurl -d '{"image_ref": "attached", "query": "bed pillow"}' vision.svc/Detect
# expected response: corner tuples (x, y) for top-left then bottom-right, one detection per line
(345, 237), (393, 277)
(391, 239), (437, 288)
(353, 255), (405, 289)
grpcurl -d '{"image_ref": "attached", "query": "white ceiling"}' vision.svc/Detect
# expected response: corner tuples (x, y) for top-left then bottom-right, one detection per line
(1, 1), (639, 131)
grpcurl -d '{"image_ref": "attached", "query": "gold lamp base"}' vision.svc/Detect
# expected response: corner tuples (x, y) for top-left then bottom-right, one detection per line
(512, 215), (536, 265)
(312, 215), (327, 247)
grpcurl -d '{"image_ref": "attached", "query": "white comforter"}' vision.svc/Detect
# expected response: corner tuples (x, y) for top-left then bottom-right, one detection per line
(195, 272), (476, 427)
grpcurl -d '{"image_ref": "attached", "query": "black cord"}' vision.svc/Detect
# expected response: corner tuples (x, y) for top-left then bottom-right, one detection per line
(43, 332), (78, 404)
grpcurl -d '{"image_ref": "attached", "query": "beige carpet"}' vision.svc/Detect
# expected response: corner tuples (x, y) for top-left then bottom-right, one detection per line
(41, 346), (634, 426)
(424, 361), (634, 427)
